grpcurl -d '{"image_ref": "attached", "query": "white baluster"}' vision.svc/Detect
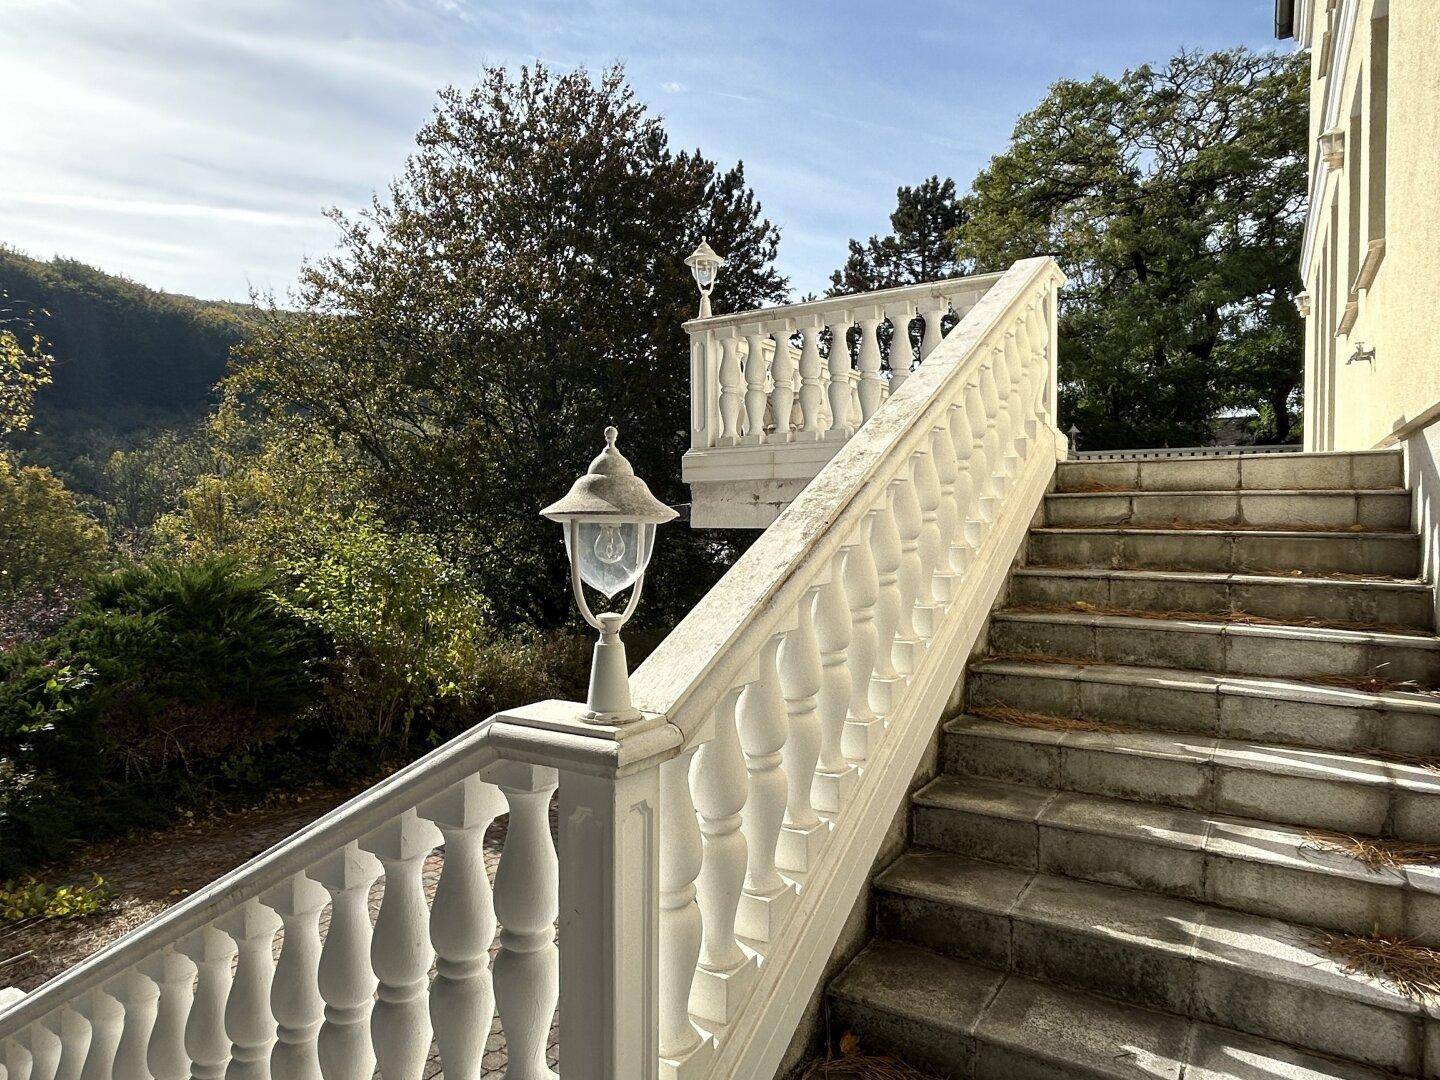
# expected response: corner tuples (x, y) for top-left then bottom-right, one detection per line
(218, 899), (281, 1080)
(689, 687), (758, 1026)
(139, 950), (193, 1080)
(735, 634), (795, 942)
(932, 421), (971, 579)
(1019, 303), (1044, 436)
(307, 843), (381, 1080)
(812, 563), (859, 813)
(777, 588), (827, 872)
(978, 356), (1009, 496)
(262, 875), (327, 1080)
(796, 321), (823, 440)
(5, 1035), (33, 1080)
(841, 530), (883, 762)
(963, 381), (999, 516)
(918, 300), (946, 360)
(913, 450), (948, 621)
(856, 314), (885, 421)
(419, 777), (505, 1080)
(886, 302), (916, 394)
(108, 970), (157, 1080)
(1002, 329), (1030, 462)
(716, 334), (743, 447)
(361, 810), (440, 1080)
(892, 477), (924, 673)
(824, 319), (854, 442)
(869, 491), (906, 714)
(658, 750), (713, 1079)
(39, 1013), (79, 1080)
(76, 987), (121, 1080)
(741, 332), (769, 445)
(768, 324), (794, 442)
(992, 341), (1022, 477)
(177, 928), (234, 1080)
(18, 1024), (58, 1080)
(491, 765), (559, 1080)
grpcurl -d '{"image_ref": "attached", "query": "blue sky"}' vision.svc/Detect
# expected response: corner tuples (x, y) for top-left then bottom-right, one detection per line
(2, 0), (1283, 304)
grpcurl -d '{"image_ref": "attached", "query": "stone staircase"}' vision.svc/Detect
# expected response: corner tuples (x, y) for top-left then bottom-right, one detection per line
(826, 450), (1440, 1079)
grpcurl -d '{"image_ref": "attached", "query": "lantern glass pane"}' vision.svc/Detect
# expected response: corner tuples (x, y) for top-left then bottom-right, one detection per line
(692, 263), (717, 290)
(566, 521), (656, 599)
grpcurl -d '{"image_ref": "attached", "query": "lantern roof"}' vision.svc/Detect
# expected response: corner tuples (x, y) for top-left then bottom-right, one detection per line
(541, 427), (679, 524)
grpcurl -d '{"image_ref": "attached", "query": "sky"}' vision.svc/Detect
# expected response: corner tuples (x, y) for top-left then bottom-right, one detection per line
(1, 0), (1284, 305)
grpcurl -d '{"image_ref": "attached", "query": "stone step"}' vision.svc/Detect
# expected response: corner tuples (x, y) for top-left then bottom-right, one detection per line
(1009, 566), (1434, 630)
(873, 851), (1435, 1075)
(829, 940), (1394, 1079)
(942, 717), (1440, 839)
(1055, 450), (1404, 495)
(966, 658), (1440, 757)
(910, 775), (1440, 944)
(1027, 526), (1420, 577)
(1044, 488), (1411, 530)
(989, 610), (1440, 685)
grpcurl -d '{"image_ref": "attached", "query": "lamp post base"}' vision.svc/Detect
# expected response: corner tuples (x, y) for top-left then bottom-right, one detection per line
(585, 612), (643, 724)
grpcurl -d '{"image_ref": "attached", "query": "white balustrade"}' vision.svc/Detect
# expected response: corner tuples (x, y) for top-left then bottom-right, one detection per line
(1, 257), (1063, 1080)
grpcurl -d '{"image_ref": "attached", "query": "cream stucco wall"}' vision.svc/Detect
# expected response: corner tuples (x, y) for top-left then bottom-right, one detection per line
(1297, 0), (1440, 451)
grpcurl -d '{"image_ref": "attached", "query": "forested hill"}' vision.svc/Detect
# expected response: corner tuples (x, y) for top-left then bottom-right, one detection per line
(0, 247), (253, 424)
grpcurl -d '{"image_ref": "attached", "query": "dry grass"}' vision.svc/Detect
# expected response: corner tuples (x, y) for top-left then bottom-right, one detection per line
(802, 1037), (943, 1080)
(1358, 747), (1440, 773)
(970, 703), (1121, 734)
(1315, 930), (1440, 1001)
(1008, 601), (1430, 638)
(1065, 481), (1136, 494)
(1303, 830), (1440, 871)
(1307, 672), (1440, 696)
(1112, 518), (1381, 534)
(987, 650), (1100, 668)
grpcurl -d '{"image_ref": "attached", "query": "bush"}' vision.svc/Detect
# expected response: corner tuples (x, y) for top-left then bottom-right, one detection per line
(0, 453), (107, 597)
(0, 556), (328, 875)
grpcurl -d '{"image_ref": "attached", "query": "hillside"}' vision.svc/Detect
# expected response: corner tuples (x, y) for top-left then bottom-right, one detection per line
(0, 247), (255, 482)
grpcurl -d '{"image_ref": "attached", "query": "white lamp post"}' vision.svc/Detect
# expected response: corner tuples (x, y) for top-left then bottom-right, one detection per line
(541, 426), (678, 724)
(685, 238), (726, 318)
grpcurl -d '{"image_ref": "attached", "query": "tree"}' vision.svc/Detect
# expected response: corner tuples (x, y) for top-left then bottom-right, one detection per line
(233, 64), (787, 628)
(830, 176), (967, 295)
(954, 48), (1307, 448)
(0, 328), (52, 442)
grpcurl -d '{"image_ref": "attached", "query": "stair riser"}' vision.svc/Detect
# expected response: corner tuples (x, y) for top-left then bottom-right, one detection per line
(1045, 491), (1411, 530)
(1028, 530), (1420, 577)
(874, 889), (1427, 1075)
(989, 618), (1440, 685)
(1056, 452), (1404, 494)
(943, 730), (1440, 840)
(911, 803), (1440, 944)
(1010, 572), (1435, 629)
(969, 668), (1440, 757)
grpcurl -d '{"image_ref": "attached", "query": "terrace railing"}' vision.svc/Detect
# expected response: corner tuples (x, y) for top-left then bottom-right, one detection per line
(0, 256), (1065, 1080)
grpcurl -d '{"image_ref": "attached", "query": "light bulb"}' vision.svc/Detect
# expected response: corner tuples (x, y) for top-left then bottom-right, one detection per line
(594, 524), (626, 565)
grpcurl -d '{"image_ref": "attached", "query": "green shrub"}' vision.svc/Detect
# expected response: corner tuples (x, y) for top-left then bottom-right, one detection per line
(0, 453), (107, 596)
(0, 556), (328, 875)
(0, 874), (113, 923)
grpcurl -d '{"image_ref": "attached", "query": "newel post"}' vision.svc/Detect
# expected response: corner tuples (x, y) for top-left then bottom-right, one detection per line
(492, 701), (685, 1080)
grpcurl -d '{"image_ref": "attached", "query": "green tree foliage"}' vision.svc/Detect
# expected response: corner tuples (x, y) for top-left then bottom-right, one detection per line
(0, 329), (53, 441)
(830, 176), (968, 294)
(953, 48), (1307, 448)
(0, 454), (107, 596)
(233, 64), (787, 628)
(0, 248), (254, 484)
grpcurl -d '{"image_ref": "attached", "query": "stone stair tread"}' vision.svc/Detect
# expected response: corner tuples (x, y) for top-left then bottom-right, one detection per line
(993, 608), (1440, 648)
(1014, 565), (1429, 589)
(946, 716), (1440, 791)
(913, 774), (1429, 890)
(877, 851), (1423, 1016)
(831, 941), (1394, 1079)
(1032, 525), (1419, 539)
(1047, 488), (1409, 498)
(969, 658), (1440, 715)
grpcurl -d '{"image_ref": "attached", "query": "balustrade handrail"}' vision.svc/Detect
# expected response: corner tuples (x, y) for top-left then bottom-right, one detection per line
(0, 712), (520, 1036)
(638, 256), (1060, 744)
(682, 271), (1006, 333)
